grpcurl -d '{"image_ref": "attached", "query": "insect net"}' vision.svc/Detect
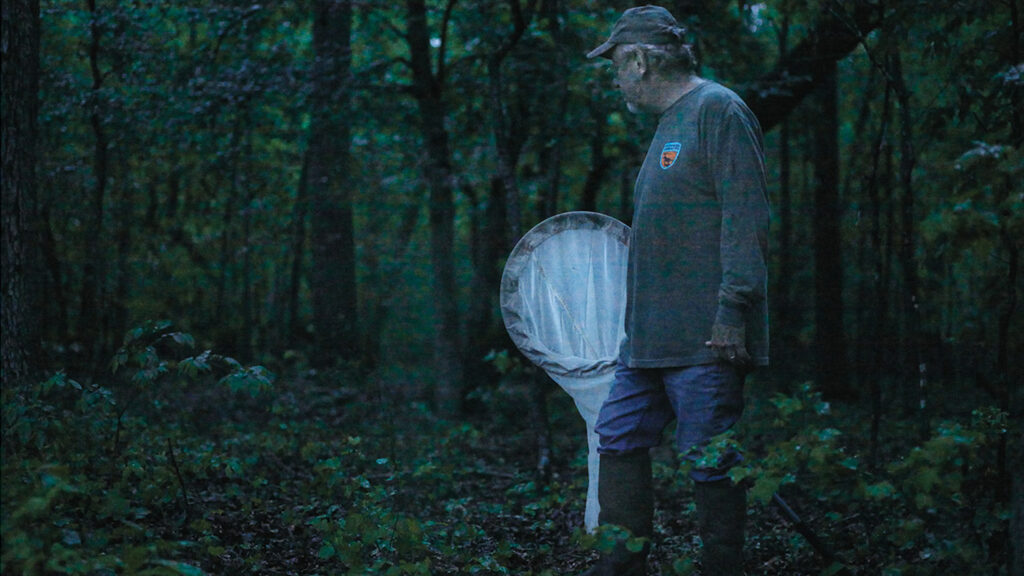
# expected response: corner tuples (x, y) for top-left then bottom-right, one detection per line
(499, 211), (629, 531)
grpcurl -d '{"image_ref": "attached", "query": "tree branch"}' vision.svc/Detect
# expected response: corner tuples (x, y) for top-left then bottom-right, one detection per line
(437, 0), (458, 84)
(743, 0), (880, 132)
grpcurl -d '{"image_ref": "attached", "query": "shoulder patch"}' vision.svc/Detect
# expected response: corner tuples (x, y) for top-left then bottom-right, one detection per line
(660, 142), (681, 169)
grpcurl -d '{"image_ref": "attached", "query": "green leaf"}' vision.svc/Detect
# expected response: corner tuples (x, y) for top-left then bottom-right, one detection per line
(169, 331), (196, 348)
(864, 481), (896, 500)
(625, 536), (647, 553)
(672, 556), (697, 575)
(318, 543), (336, 559)
(821, 562), (850, 576)
(770, 394), (803, 418)
(148, 560), (204, 575)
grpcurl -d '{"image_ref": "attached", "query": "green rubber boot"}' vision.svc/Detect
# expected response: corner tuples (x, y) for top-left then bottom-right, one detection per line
(694, 479), (746, 576)
(581, 451), (653, 576)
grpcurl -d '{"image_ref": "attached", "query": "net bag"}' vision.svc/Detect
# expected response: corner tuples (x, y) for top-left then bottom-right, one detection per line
(500, 211), (629, 531)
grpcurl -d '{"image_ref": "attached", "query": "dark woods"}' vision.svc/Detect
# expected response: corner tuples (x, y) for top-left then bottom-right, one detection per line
(2, 0), (1022, 574)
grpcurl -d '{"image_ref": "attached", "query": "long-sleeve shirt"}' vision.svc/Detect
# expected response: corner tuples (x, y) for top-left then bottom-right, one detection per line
(620, 81), (770, 368)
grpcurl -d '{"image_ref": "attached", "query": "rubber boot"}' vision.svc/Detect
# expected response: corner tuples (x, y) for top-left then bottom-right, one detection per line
(694, 479), (746, 576)
(581, 451), (653, 576)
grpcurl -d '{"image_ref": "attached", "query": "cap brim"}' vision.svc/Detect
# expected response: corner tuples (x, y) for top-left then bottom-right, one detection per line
(586, 41), (616, 59)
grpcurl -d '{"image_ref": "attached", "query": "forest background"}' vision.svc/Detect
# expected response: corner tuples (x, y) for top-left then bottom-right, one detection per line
(2, 0), (1022, 574)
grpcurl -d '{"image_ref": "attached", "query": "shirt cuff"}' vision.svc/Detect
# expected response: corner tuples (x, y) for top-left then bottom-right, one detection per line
(714, 301), (746, 328)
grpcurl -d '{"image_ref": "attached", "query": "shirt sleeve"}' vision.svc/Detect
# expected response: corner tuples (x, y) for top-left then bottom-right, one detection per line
(706, 102), (770, 328)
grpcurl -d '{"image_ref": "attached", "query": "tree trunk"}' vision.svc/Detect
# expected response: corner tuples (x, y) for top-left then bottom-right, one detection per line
(1, 0), (43, 387)
(79, 0), (110, 373)
(812, 62), (847, 399)
(40, 205), (69, 341)
(1013, 420), (1024, 576)
(773, 14), (794, 371)
(1009, 0), (1022, 148)
(406, 0), (464, 415)
(867, 82), (893, 469)
(489, 54), (524, 249)
(240, 132), (255, 361)
(889, 51), (928, 438)
(288, 155), (309, 345)
(112, 155), (133, 345)
(487, 0), (535, 246)
(215, 120), (243, 352)
(1002, 223), (1021, 575)
(538, 0), (569, 220)
(464, 179), (505, 409)
(619, 167), (634, 223)
(308, 0), (359, 368)
(363, 199), (423, 371)
(847, 66), (876, 389)
(744, 0), (879, 132)
(580, 97), (608, 214)
(1006, 1), (1022, 572)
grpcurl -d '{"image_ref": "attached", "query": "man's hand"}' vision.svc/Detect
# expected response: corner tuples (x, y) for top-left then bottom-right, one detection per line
(704, 323), (751, 366)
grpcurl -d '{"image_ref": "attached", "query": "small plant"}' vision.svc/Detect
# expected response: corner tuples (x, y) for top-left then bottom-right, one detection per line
(2, 321), (275, 575)
(711, 383), (1009, 575)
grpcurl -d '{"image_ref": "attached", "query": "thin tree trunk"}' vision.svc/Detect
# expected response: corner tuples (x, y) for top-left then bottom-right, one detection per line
(486, 0), (553, 460)
(80, 0), (110, 373)
(1, 0), (43, 387)
(487, 0), (535, 246)
(774, 14), (793, 372)
(1009, 0), (1022, 148)
(215, 121), (242, 346)
(464, 178), (504, 409)
(240, 132), (254, 361)
(1014, 419), (1024, 576)
(889, 51), (928, 439)
(288, 155), (309, 344)
(812, 62), (847, 399)
(112, 155), (133, 344)
(619, 167), (633, 223)
(40, 205), (69, 341)
(847, 66), (876, 389)
(867, 83), (892, 470)
(539, 0), (568, 219)
(309, 0), (359, 368)
(490, 55), (523, 248)
(406, 0), (464, 415)
(1006, 1), (1023, 572)
(363, 199), (423, 370)
(882, 140), (896, 385)
(580, 96), (609, 213)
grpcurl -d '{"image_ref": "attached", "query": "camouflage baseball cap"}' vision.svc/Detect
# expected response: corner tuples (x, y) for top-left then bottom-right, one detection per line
(586, 5), (686, 59)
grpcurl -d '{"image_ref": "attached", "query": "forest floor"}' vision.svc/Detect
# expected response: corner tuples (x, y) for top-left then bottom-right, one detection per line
(157, 368), (840, 575)
(4, 357), (1009, 575)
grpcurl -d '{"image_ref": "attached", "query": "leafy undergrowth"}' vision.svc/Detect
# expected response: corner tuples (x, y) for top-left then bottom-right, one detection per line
(1, 325), (1012, 575)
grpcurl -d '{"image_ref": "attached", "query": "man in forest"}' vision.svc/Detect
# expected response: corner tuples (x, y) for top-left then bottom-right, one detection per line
(581, 5), (770, 575)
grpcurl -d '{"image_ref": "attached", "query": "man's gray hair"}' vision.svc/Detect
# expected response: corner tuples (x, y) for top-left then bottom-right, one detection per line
(623, 42), (698, 76)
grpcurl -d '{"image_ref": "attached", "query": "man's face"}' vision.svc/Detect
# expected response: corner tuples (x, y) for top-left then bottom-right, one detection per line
(610, 45), (645, 113)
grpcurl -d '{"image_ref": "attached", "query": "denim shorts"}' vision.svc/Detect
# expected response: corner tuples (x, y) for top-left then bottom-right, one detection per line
(594, 361), (745, 483)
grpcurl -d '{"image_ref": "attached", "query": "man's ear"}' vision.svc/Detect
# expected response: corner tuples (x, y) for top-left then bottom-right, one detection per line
(633, 48), (649, 75)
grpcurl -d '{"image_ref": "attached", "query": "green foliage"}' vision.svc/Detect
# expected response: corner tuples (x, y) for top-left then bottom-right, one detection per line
(3, 343), (1014, 575)
(14, 0), (1022, 573)
(2, 323), (274, 575)
(570, 523), (652, 573)
(721, 383), (1009, 575)
(111, 320), (274, 398)
(1, 370), (201, 574)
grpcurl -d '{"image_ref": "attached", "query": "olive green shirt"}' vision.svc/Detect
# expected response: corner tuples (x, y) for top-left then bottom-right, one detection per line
(620, 81), (770, 368)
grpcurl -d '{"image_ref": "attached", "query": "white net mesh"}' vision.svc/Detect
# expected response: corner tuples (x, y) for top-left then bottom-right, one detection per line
(500, 212), (629, 530)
